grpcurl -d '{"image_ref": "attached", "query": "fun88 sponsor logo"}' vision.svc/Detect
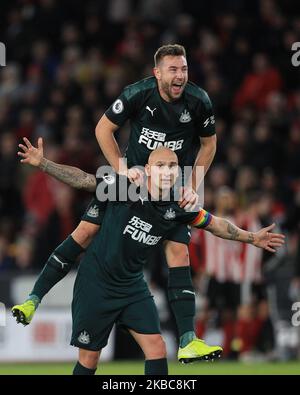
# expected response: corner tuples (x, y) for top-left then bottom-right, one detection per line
(123, 216), (162, 245)
(138, 127), (184, 151)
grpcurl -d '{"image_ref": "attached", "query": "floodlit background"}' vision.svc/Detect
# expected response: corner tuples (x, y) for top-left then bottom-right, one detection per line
(0, 0), (300, 374)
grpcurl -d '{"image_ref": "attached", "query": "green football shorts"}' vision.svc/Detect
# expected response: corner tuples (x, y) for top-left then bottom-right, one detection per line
(71, 274), (161, 351)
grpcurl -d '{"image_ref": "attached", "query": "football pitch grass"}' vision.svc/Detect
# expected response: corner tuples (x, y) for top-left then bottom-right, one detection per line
(0, 361), (299, 375)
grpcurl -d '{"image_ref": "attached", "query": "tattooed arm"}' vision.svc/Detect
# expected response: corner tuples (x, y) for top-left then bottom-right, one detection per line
(40, 158), (96, 192)
(205, 216), (285, 253)
(205, 217), (254, 243)
(18, 137), (96, 192)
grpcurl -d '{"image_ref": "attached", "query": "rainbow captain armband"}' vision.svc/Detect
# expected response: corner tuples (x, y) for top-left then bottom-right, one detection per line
(189, 209), (212, 228)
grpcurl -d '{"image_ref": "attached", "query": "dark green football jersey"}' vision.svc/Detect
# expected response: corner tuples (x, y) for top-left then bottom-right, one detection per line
(79, 175), (212, 300)
(105, 77), (215, 168)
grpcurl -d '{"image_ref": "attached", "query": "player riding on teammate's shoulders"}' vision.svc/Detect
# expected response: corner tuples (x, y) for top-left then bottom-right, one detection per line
(13, 145), (285, 373)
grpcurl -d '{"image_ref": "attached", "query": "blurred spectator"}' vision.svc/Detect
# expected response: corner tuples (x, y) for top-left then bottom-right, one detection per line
(32, 182), (76, 268)
(234, 53), (282, 111)
(22, 143), (60, 227)
(13, 235), (35, 272)
(190, 189), (282, 358)
(190, 187), (241, 357)
(0, 132), (22, 218)
(0, 63), (21, 101)
(231, 300), (274, 361)
(0, 234), (14, 272)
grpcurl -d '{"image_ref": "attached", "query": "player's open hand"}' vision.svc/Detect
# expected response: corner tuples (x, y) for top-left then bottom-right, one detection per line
(253, 223), (285, 252)
(178, 186), (199, 211)
(18, 137), (44, 167)
(127, 167), (145, 186)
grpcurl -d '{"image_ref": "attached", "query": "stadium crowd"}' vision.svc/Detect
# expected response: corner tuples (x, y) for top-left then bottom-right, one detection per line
(0, 0), (299, 360)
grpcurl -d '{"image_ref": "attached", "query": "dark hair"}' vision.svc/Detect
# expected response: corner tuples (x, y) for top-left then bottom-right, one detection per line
(154, 44), (186, 66)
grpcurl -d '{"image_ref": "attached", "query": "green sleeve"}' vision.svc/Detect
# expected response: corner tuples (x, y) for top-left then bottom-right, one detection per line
(105, 86), (141, 127)
(194, 90), (216, 137)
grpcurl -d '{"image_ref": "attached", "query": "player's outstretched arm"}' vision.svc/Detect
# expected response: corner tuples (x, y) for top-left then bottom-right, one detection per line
(205, 216), (285, 253)
(18, 137), (96, 192)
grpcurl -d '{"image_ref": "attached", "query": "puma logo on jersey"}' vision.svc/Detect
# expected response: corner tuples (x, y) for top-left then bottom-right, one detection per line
(146, 106), (156, 116)
(139, 196), (147, 205)
(52, 254), (68, 269)
(182, 290), (195, 296)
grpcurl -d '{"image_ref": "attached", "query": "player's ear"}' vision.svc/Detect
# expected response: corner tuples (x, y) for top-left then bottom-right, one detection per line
(153, 67), (160, 80)
(174, 166), (179, 179)
(145, 164), (151, 177)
